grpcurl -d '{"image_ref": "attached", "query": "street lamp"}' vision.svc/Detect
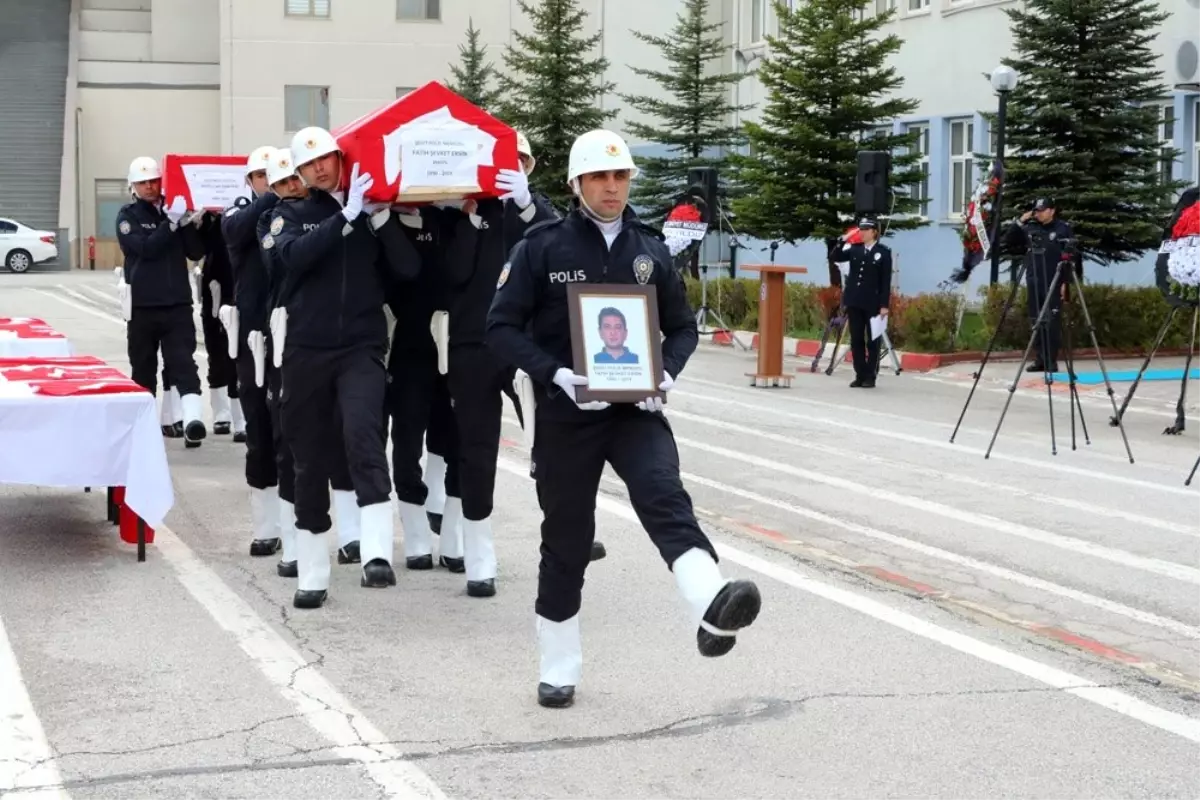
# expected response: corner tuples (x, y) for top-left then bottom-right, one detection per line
(988, 64), (1019, 284)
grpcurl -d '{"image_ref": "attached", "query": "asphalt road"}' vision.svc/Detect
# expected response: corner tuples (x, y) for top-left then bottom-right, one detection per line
(1, 270), (1198, 799)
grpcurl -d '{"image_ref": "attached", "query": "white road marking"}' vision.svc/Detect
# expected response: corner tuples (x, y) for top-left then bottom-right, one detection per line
(153, 528), (446, 800)
(492, 456), (1200, 745)
(675, 379), (1195, 492)
(0, 614), (71, 799)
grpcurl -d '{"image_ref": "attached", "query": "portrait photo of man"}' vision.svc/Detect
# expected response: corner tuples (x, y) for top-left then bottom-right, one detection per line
(593, 307), (640, 364)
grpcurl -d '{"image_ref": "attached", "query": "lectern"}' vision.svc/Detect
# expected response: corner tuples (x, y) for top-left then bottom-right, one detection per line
(740, 264), (808, 388)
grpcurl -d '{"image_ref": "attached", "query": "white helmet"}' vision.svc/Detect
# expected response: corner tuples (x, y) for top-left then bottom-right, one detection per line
(127, 156), (161, 184)
(515, 130), (536, 175)
(290, 126), (340, 169)
(567, 129), (638, 183)
(267, 148), (297, 187)
(245, 146), (276, 177)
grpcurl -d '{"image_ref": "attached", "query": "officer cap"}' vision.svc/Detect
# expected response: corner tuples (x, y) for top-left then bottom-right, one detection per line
(1032, 197), (1055, 211)
(857, 218), (878, 230)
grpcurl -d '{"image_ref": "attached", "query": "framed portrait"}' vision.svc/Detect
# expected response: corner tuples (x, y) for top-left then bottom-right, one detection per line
(566, 284), (665, 404)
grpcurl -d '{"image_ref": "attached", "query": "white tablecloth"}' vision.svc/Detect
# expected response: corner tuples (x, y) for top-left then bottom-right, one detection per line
(0, 384), (174, 527)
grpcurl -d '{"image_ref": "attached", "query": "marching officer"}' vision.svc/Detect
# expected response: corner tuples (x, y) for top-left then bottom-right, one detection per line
(835, 218), (892, 388)
(269, 126), (419, 609)
(116, 155), (209, 446)
(485, 129), (762, 708)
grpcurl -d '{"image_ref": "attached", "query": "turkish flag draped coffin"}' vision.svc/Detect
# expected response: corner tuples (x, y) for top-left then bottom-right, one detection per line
(161, 154), (251, 212)
(332, 81), (520, 204)
(0, 355), (147, 396)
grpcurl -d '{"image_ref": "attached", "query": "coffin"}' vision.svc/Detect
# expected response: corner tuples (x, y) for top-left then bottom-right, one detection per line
(161, 155), (251, 212)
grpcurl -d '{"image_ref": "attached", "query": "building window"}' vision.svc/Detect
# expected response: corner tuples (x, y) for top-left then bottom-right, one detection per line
(285, 0), (329, 17)
(1154, 102), (1176, 184)
(750, 0), (766, 42)
(875, 0), (897, 12)
(906, 123), (930, 216)
(284, 85), (329, 132)
(397, 86), (416, 99)
(95, 179), (128, 238)
(949, 118), (975, 217)
(397, 0), (439, 20)
(908, 0), (930, 11)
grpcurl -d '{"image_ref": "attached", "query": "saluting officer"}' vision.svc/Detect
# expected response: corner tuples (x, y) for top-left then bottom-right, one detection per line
(835, 218), (892, 388)
(486, 129), (762, 709)
(116, 156), (209, 446)
(269, 126), (419, 608)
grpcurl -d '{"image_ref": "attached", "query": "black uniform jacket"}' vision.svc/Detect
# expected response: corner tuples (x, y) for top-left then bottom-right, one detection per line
(222, 192), (280, 334)
(198, 212), (234, 309)
(384, 206), (454, 358)
(442, 194), (559, 346)
(839, 241), (893, 311)
(268, 189), (420, 351)
(1001, 218), (1079, 287)
(485, 205), (698, 421)
(116, 197), (205, 308)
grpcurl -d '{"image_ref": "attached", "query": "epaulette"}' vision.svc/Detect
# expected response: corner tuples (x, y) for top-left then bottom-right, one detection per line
(524, 217), (563, 239)
(634, 220), (666, 241)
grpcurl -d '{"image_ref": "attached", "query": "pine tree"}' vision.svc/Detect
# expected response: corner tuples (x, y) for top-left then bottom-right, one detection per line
(499, 0), (619, 209)
(729, 0), (927, 244)
(446, 18), (501, 112)
(617, 0), (750, 224)
(999, 0), (1183, 266)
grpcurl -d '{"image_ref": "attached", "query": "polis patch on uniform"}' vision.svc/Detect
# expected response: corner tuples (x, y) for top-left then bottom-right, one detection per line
(270, 215), (284, 236)
(632, 254), (654, 284)
(496, 263), (511, 289)
(261, 234), (275, 250)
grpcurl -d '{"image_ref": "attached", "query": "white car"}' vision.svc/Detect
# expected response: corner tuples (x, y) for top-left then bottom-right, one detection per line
(0, 217), (58, 273)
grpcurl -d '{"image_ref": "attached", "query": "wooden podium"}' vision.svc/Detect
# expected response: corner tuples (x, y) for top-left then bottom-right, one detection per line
(741, 264), (808, 388)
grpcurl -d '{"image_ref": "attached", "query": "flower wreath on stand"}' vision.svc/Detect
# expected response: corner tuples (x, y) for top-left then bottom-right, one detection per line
(1159, 198), (1200, 307)
(948, 171), (1002, 284)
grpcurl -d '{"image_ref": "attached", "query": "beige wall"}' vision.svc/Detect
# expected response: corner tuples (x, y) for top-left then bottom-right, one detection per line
(151, 0), (218, 63)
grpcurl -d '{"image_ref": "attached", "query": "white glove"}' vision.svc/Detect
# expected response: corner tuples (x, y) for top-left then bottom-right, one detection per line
(637, 371), (675, 413)
(269, 308), (287, 368)
(113, 266), (124, 286)
(165, 195), (188, 225)
(495, 167), (532, 209)
(218, 305), (238, 358)
(342, 163), (373, 222)
(247, 330), (266, 387)
(553, 367), (609, 411)
(208, 280), (221, 317)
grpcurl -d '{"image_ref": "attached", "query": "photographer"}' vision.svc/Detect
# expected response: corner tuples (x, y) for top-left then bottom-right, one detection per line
(1001, 198), (1080, 372)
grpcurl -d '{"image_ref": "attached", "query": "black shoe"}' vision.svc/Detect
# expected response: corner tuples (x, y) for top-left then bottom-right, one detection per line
(590, 541), (607, 561)
(538, 683), (575, 708)
(249, 538), (281, 557)
(1026, 362), (1045, 373)
(184, 439), (201, 449)
(467, 578), (496, 598)
(361, 558), (396, 588)
(697, 580), (762, 657)
(293, 589), (327, 609)
(427, 511), (442, 534)
(233, 431), (247, 443)
(337, 541), (360, 564)
(161, 423), (182, 438)
(406, 554), (434, 570)
(849, 378), (863, 387)
(440, 555), (465, 573)
(276, 560), (297, 578)
(860, 379), (876, 388)
(213, 421), (231, 435)
(184, 419), (206, 446)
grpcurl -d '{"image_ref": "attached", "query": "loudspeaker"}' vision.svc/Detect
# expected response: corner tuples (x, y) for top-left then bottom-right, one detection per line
(686, 166), (719, 222)
(854, 151), (890, 215)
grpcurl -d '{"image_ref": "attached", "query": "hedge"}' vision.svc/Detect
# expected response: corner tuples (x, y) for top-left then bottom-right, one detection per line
(683, 276), (1196, 354)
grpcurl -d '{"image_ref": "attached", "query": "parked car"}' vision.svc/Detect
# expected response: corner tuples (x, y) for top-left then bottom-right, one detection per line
(0, 218), (58, 273)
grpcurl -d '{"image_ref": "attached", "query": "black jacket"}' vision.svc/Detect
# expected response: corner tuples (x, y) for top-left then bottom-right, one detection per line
(485, 205), (698, 420)
(222, 192), (280, 334)
(386, 206), (452, 357)
(198, 213), (234, 310)
(1002, 217), (1080, 287)
(268, 189), (420, 351)
(443, 194), (558, 346)
(839, 241), (893, 311)
(115, 197), (205, 308)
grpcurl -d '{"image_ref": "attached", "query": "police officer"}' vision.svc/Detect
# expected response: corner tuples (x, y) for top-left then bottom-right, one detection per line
(835, 218), (892, 388)
(117, 156), (209, 446)
(221, 145), (285, 560)
(269, 126), (419, 608)
(440, 130), (558, 598)
(198, 210), (245, 440)
(1001, 197), (1077, 372)
(486, 129), (762, 708)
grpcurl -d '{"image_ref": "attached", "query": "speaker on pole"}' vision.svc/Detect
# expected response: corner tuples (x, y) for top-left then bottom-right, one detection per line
(854, 150), (891, 215)
(686, 166), (719, 222)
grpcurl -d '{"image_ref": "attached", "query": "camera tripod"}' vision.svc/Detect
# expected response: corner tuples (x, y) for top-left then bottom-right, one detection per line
(692, 202), (752, 350)
(809, 307), (902, 377)
(1187, 450), (1199, 486)
(950, 250), (1134, 462)
(1107, 303), (1198, 436)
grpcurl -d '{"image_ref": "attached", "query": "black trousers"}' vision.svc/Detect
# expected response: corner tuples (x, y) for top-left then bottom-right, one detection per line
(846, 306), (881, 381)
(200, 288), (237, 395)
(428, 371), (460, 497)
(387, 347), (437, 505)
(446, 343), (504, 521)
(1027, 280), (1063, 366)
(531, 408), (716, 622)
(127, 304), (201, 397)
(281, 344), (390, 533)
(265, 362), (294, 503)
(236, 333), (276, 490)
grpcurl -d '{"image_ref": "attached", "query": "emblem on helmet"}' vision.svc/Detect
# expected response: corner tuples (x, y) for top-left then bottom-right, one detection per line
(605, 144), (620, 156)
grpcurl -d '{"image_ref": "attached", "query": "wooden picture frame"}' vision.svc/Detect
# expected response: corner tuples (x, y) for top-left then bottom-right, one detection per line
(566, 283), (666, 405)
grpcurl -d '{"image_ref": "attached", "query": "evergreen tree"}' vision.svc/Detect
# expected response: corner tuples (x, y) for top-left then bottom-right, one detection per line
(446, 18), (501, 112)
(730, 0), (926, 244)
(999, 0), (1183, 266)
(617, 0), (750, 223)
(499, 0), (619, 209)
